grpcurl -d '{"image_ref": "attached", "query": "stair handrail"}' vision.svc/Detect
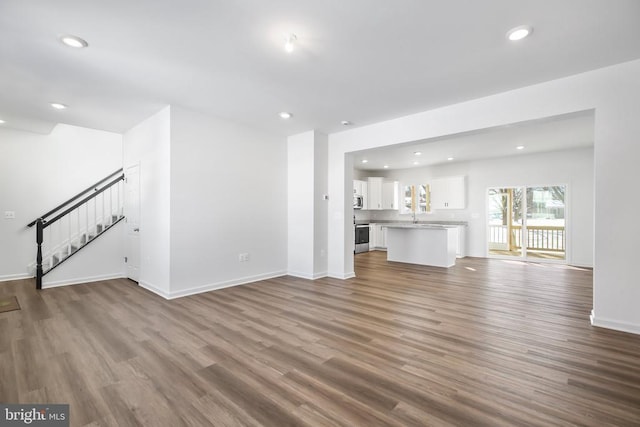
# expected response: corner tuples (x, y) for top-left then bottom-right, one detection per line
(33, 170), (125, 289)
(27, 168), (124, 227)
(41, 174), (124, 229)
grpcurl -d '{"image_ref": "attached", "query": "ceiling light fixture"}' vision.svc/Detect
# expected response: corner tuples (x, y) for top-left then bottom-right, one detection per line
(50, 103), (67, 110)
(284, 33), (297, 53)
(0, 119), (5, 124)
(383, 165), (389, 169)
(516, 145), (525, 150)
(279, 111), (292, 119)
(447, 157), (454, 161)
(361, 159), (368, 164)
(414, 151), (422, 156)
(341, 120), (352, 126)
(60, 35), (89, 48)
(506, 25), (533, 41)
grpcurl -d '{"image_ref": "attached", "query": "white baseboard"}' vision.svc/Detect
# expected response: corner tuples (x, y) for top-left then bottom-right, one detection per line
(287, 270), (328, 280)
(42, 273), (125, 289)
(138, 280), (171, 299)
(165, 270), (287, 300)
(0, 273), (32, 283)
(328, 271), (355, 279)
(590, 310), (640, 335)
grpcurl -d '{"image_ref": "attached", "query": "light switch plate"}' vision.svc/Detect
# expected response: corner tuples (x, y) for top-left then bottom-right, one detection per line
(4, 211), (15, 219)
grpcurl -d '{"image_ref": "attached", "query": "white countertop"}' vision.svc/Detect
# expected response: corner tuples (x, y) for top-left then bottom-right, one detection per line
(383, 223), (457, 229)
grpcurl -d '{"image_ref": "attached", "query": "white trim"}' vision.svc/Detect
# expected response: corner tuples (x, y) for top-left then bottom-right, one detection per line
(138, 280), (171, 299)
(591, 310), (640, 335)
(288, 271), (329, 280)
(165, 270), (287, 300)
(0, 273), (32, 283)
(42, 273), (125, 289)
(329, 271), (355, 279)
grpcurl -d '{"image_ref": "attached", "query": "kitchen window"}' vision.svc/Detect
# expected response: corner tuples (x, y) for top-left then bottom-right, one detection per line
(401, 184), (430, 215)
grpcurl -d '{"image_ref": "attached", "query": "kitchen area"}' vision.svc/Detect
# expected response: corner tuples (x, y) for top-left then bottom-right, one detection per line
(353, 175), (468, 268)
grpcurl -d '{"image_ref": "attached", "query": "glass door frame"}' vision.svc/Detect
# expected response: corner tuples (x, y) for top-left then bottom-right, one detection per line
(486, 184), (569, 264)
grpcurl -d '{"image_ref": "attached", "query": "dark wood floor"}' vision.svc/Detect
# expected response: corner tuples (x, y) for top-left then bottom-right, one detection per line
(2, 252), (640, 426)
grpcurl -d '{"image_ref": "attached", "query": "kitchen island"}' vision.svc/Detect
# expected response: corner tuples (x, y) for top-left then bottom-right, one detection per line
(385, 224), (458, 268)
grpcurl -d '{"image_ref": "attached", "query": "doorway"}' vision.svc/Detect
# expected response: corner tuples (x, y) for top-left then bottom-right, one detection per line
(125, 164), (141, 281)
(487, 186), (566, 261)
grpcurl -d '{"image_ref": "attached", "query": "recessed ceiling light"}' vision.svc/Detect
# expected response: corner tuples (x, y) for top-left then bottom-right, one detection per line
(447, 157), (454, 161)
(341, 120), (352, 126)
(50, 103), (67, 110)
(361, 159), (368, 164)
(0, 119), (5, 124)
(279, 111), (292, 119)
(506, 25), (533, 41)
(413, 151), (422, 156)
(383, 165), (389, 169)
(60, 35), (88, 48)
(413, 161), (419, 165)
(284, 33), (297, 53)
(516, 145), (525, 150)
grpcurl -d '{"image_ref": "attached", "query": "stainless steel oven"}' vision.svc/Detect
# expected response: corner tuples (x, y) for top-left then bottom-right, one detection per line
(355, 224), (369, 253)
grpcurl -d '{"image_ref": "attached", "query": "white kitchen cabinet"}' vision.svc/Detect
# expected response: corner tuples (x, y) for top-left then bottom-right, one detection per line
(353, 180), (369, 209)
(430, 176), (466, 210)
(367, 178), (397, 210)
(382, 181), (399, 210)
(369, 223), (387, 249)
(361, 181), (368, 209)
(369, 224), (376, 251)
(367, 177), (383, 210)
(456, 225), (466, 258)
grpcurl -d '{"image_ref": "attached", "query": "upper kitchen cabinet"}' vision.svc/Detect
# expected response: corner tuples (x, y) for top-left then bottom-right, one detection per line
(430, 176), (466, 210)
(367, 177), (398, 210)
(382, 181), (399, 210)
(353, 180), (368, 210)
(367, 177), (383, 210)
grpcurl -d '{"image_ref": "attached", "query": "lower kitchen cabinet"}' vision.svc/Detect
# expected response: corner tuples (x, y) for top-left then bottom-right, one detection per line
(369, 223), (387, 250)
(456, 225), (466, 258)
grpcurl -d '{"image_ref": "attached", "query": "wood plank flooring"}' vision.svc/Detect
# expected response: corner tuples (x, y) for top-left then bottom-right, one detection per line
(2, 252), (640, 426)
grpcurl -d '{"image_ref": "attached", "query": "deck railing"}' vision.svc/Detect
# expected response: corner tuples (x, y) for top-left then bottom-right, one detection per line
(489, 224), (565, 252)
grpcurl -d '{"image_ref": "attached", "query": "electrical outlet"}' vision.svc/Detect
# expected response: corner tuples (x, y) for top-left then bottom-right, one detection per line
(238, 253), (250, 262)
(4, 211), (15, 219)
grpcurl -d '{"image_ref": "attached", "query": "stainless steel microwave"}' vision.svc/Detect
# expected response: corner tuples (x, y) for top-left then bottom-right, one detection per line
(353, 195), (363, 209)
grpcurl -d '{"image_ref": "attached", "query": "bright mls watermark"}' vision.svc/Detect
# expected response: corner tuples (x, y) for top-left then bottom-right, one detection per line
(1, 404), (68, 426)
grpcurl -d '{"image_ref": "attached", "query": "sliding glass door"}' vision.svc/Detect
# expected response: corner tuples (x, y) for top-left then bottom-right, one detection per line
(487, 186), (566, 261)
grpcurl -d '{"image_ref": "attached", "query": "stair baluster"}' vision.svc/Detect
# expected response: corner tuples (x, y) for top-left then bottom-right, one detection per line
(27, 169), (126, 289)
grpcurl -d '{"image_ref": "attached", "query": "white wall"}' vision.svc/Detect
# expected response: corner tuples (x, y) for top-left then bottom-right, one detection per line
(123, 107), (172, 295)
(325, 59), (640, 335)
(369, 147), (594, 267)
(313, 132), (329, 277)
(0, 124), (123, 283)
(168, 106), (287, 297)
(288, 132), (315, 277)
(287, 131), (329, 279)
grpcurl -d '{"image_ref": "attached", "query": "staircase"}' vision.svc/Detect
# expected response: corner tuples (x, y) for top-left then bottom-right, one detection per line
(27, 169), (126, 289)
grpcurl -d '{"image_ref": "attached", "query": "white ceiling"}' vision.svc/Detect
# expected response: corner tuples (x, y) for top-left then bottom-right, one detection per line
(1, 1), (639, 136)
(352, 111), (594, 170)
